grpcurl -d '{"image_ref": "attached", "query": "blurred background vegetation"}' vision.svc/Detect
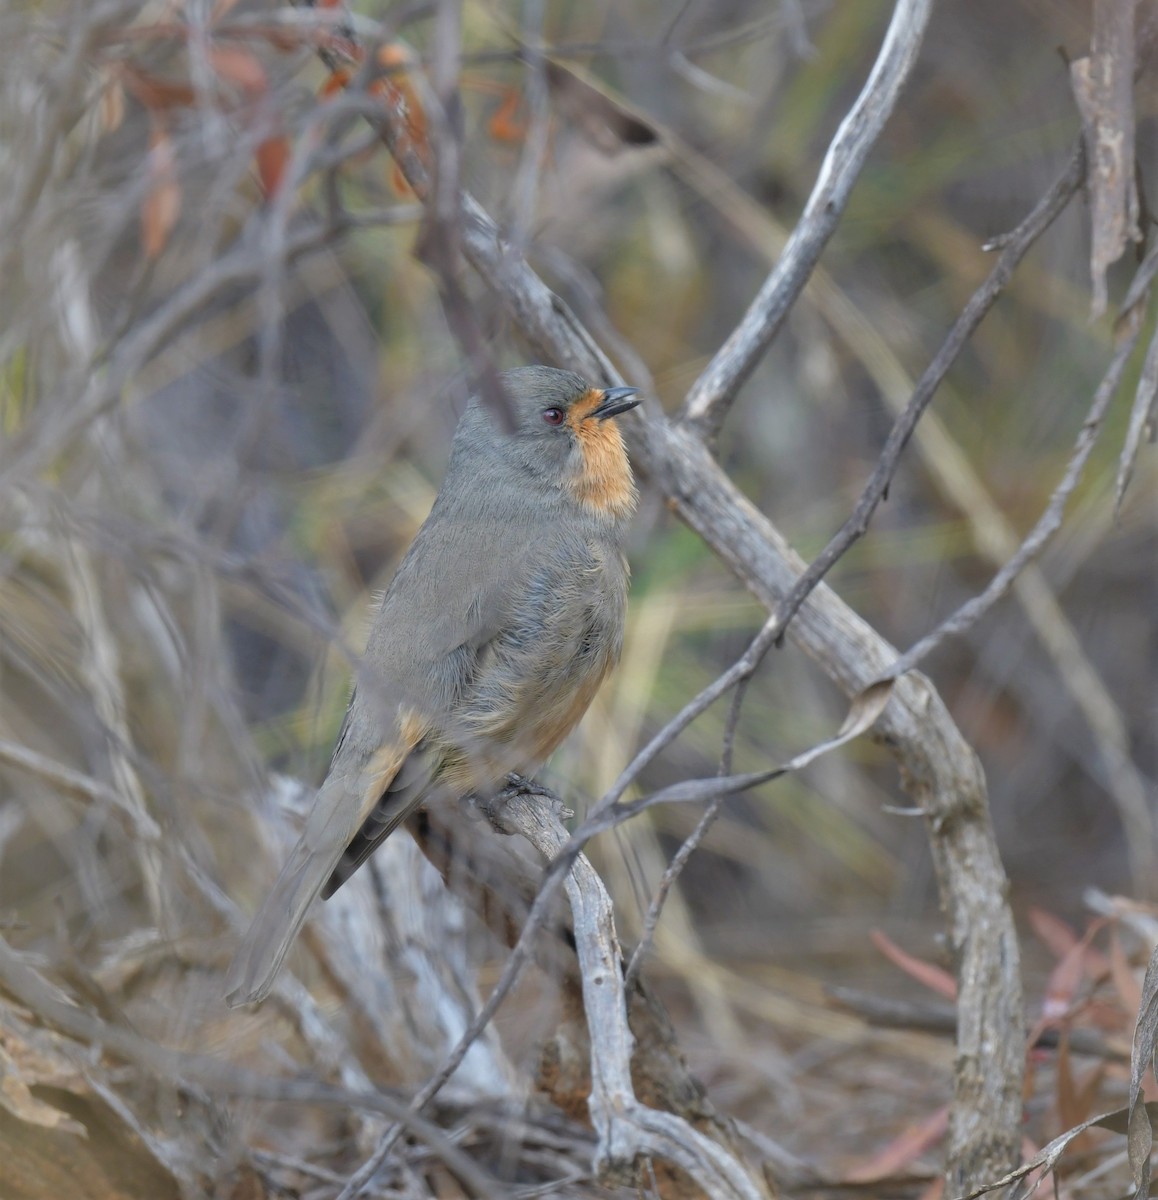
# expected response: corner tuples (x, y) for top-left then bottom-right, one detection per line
(0, 0), (1155, 1195)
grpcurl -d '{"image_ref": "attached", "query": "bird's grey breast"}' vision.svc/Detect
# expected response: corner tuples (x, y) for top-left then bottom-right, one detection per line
(513, 529), (628, 677)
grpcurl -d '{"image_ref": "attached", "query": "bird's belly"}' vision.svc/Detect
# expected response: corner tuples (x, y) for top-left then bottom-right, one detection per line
(519, 648), (612, 764)
(439, 585), (624, 792)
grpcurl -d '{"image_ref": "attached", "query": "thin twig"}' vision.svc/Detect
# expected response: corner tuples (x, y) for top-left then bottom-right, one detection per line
(1114, 297), (1158, 513)
(486, 785), (766, 1199)
(759, 140), (1086, 651)
(0, 736), (162, 842)
(884, 308), (1149, 680)
(622, 791), (724, 992)
(679, 0), (935, 439)
(825, 984), (1130, 1061)
(624, 628), (753, 990)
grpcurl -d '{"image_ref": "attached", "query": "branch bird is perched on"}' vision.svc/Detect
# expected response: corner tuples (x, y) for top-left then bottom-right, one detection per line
(225, 366), (641, 1006)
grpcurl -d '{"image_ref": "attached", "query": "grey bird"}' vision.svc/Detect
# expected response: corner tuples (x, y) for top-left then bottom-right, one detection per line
(225, 366), (640, 1006)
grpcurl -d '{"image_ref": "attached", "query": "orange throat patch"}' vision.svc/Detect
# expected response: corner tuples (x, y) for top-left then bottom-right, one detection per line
(566, 389), (638, 519)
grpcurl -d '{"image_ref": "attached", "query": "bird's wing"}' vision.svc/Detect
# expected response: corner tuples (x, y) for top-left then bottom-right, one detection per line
(223, 709), (432, 1008)
(225, 488), (545, 1007)
(318, 725), (439, 899)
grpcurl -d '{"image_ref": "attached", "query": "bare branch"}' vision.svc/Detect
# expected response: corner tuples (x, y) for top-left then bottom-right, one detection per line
(679, 0), (935, 439)
(625, 608), (756, 992)
(761, 141), (1086, 655)
(623, 792), (726, 992)
(827, 985), (1129, 1062)
(1070, 0), (1142, 317)
(1115, 291), (1158, 512)
(485, 787), (767, 1199)
(884, 304), (1149, 678)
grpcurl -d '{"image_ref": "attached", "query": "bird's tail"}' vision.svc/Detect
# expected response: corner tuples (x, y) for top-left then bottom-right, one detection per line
(224, 778), (358, 1008)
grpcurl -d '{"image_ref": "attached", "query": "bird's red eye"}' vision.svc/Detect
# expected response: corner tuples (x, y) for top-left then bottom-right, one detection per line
(542, 407), (565, 426)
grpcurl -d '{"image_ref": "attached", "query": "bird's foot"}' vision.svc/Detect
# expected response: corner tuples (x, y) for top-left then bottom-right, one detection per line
(477, 775), (574, 834)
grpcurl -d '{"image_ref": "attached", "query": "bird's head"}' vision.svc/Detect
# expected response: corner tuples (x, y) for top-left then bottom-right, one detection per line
(463, 366), (641, 521)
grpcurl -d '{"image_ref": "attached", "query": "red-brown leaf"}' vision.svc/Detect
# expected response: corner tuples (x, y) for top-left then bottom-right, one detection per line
(319, 67), (352, 99)
(373, 42), (428, 181)
(1041, 919), (1109, 1023)
(1057, 1032), (1106, 1149)
(870, 929), (958, 1000)
(1029, 907), (1110, 978)
(487, 87), (528, 143)
(123, 67), (196, 111)
(844, 1106), (949, 1182)
(1057, 1032), (1080, 1128)
(255, 135), (291, 198)
(917, 1177), (944, 1200)
(209, 44), (267, 94)
(141, 122), (180, 258)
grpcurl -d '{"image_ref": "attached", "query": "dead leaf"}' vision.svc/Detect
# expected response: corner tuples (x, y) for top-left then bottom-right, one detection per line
(122, 67), (196, 112)
(1028, 906), (1080, 957)
(488, 86), (528, 144)
(843, 1105), (948, 1182)
(1041, 919), (1108, 1024)
(545, 60), (659, 155)
(372, 43), (428, 196)
(1057, 1031), (1106, 1134)
(209, 44), (267, 95)
(319, 67), (352, 99)
(544, 62), (657, 157)
(1028, 908), (1109, 981)
(255, 134), (291, 198)
(870, 929), (957, 1000)
(141, 121), (180, 259)
(99, 73), (125, 134)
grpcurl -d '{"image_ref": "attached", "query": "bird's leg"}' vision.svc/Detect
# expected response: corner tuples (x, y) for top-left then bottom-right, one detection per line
(504, 771), (563, 799)
(473, 775), (574, 835)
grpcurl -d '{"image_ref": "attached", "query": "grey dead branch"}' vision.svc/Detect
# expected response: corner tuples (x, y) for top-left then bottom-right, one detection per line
(1069, 0), (1143, 318)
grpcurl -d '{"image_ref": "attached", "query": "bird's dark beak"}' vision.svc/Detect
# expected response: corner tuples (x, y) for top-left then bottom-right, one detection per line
(591, 387), (641, 421)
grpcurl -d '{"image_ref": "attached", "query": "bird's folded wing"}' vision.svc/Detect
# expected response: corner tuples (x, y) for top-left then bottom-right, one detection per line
(320, 735), (440, 898)
(225, 495), (549, 1007)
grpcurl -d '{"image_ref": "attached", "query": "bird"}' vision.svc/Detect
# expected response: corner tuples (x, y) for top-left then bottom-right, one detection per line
(225, 365), (641, 1006)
